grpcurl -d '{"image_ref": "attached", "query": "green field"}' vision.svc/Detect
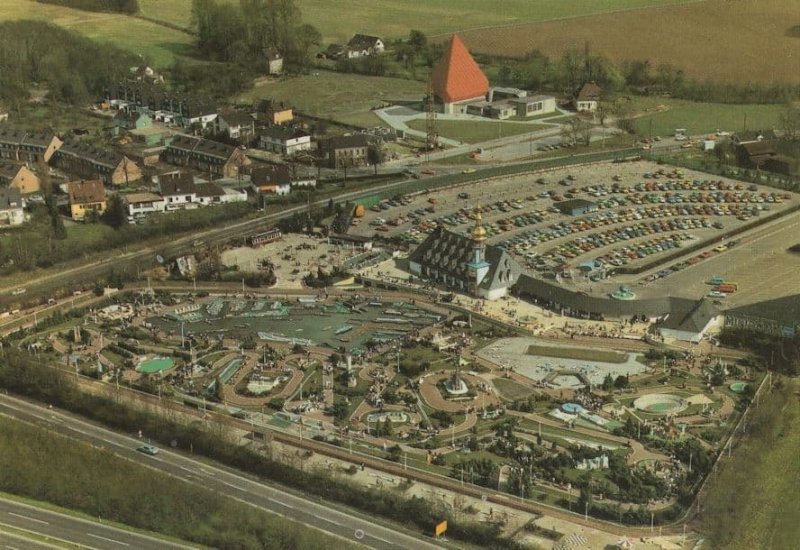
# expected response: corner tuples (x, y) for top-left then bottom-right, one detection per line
(237, 71), (424, 126)
(491, 377), (534, 401)
(525, 344), (628, 364)
(3, 0), (194, 67)
(631, 98), (786, 137)
(139, 0), (695, 42)
(407, 119), (546, 144)
(699, 378), (800, 549)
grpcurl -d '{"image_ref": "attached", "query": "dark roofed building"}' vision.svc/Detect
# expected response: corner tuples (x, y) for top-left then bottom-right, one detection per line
(318, 134), (370, 168)
(346, 34), (385, 57)
(0, 129), (63, 164)
(408, 211), (523, 300)
(575, 82), (603, 112)
(0, 187), (24, 226)
(53, 141), (141, 186)
(162, 135), (250, 178)
(735, 140), (776, 168)
(763, 154), (799, 176)
(556, 198), (598, 216)
(217, 110), (255, 140)
(654, 299), (721, 343)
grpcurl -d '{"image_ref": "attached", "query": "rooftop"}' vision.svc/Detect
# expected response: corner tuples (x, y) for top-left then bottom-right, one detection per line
(67, 179), (106, 205)
(430, 35), (489, 104)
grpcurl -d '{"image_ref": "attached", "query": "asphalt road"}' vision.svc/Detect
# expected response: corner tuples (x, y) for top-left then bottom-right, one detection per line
(0, 495), (194, 549)
(0, 394), (445, 550)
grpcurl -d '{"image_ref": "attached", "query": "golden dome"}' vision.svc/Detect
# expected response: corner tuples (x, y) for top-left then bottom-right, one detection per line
(472, 225), (487, 241)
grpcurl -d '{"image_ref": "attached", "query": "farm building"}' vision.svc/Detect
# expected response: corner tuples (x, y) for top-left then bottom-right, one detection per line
(266, 48), (284, 75)
(575, 82), (603, 112)
(346, 34), (385, 58)
(556, 199), (598, 216)
(735, 141), (777, 168)
(430, 35), (489, 114)
(409, 211), (523, 300)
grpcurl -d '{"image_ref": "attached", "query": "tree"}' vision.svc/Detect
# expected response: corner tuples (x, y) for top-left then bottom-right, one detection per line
(779, 103), (800, 141)
(103, 194), (127, 229)
(45, 194), (67, 240)
(366, 143), (385, 175)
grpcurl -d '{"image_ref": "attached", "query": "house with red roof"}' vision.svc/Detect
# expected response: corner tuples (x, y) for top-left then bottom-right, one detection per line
(430, 35), (489, 114)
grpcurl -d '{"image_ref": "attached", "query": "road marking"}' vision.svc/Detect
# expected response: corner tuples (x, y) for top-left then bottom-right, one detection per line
(178, 466), (192, 472)
(370, 535), (392, 544)
(267, 498), (295, 510)
(317, 517), (341, 526)
(88, 533), (129, 546)
(220, 481), (245, 491)
(7, 513), (48, 525)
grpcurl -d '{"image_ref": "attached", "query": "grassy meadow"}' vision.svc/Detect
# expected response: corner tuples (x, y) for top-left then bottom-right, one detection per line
(457, 0), (799, 84)
(237, 71), (425, 126)
(629, 98), (787, 137)
(698, 377), (800, 549)
(407, 119), (547, 144)
(2, 0), (194, 67)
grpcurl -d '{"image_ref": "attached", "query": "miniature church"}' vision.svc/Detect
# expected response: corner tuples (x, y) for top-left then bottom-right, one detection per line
(408, 208), (523, 300)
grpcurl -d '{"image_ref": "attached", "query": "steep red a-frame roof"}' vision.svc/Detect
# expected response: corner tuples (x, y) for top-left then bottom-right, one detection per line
(430, 35), (489, 104)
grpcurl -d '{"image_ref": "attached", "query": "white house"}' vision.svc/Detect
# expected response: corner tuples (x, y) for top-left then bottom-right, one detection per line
(575, 82), (603, 112)
(125, 192), (165, 216)
(217, 111), (255, 140)
(656, 301), (722, 343)
(159, 173), (198, 210)
(0, 187), (24, 226)
(259, 126), (312, 156)
(346, 34), (384, 58)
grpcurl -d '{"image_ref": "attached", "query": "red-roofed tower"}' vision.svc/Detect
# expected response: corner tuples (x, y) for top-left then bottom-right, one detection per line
(430, 35), (489, 114)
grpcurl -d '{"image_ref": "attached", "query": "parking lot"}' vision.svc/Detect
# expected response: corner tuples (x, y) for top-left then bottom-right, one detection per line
(350, 160), (800, 299)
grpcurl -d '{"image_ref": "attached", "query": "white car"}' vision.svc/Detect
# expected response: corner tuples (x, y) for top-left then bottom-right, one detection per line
(708, 291), (726, 298)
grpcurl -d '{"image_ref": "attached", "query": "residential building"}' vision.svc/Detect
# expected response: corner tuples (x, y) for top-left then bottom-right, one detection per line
(259, 126), (312, 156)
(266, 48), (284, 75)
(0, 187), (24, 226)
(575, 82), (603, 112)
(318, 134), (370, 168)
(253, 99), (293, 125)
(0, 130), (63, 164)
(194, 181), (228, 206)
(346, 34), (385, 58)
(125, 192), (165, 217)
(217, 110), (255, 140)
(408, 211), (523, 300)
(511, 95), (557, 117)
(430, 35), (489, 114)
(251, 165), (292, 196)
(67, 179), (107, 221)
(162, 135), (250, 178)
(52, 142), (142, 186)
(158, 172), (198, 210)
(113, 111), (152, 134)
(0, 164), (41, 194)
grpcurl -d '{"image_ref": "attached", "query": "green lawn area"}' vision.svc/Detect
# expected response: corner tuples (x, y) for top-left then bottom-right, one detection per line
(141, 0), (696, 42)
(526, 344), (628, 364)
(699, 378), (800, 549)
(2, 0), (195, 68)
(237, 71), (424, 125)
(492, 377), (535, 401)
(630, 98), (786, 138)
(407, 119), (547, 144)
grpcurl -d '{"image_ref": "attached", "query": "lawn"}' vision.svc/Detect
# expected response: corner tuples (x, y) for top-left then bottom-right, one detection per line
(237, 71), (425, 126)
(698, 377), (800, 549)
(526, 344), (628, 364)
(407, 119), (547, 144)
(491, 377), (535, 401)
(631, 98), (787, 138)
(140, 0), (695, 42)
(2, 0), (195, 67)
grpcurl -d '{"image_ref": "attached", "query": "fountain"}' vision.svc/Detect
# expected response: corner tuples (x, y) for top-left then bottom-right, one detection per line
(610, 285), (636, 301)
(443, 356), (469, 396)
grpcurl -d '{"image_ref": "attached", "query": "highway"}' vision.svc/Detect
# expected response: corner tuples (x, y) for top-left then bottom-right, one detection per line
(0, 394), (445, 550)
(0, 495), (195, 549)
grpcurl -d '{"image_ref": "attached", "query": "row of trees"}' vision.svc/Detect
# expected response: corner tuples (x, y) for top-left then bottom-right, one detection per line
(490, 47), (800, 105)
(0, 21), (139, 107)
(190, 0), (320, 71)
(36, 0), (139, 13)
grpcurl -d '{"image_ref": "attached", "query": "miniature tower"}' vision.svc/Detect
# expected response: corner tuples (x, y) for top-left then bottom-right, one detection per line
(466, 208), (490, 293)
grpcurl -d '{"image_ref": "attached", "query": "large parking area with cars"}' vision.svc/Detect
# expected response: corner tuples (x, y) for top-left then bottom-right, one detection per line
(350, 160), (800, 301)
